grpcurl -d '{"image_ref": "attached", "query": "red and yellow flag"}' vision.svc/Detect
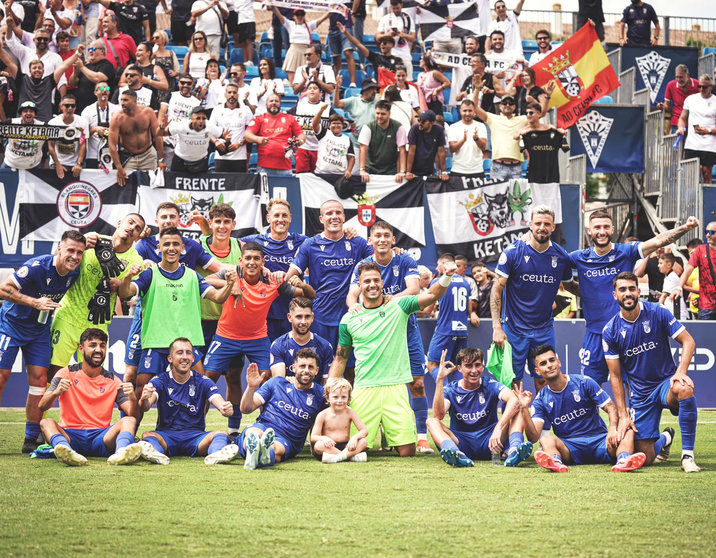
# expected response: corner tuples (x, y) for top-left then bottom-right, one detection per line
(532, 24), (620, 128)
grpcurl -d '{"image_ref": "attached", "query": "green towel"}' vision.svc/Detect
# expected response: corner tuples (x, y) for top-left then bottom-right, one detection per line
(487, 341), (515, 387)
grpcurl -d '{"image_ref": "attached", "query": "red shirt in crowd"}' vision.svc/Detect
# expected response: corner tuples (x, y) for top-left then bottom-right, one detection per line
(246, 112), (302, 170)
(664, 77), (699, 127)
(688, 243), (716, 310)
(102, 33), (137, 71)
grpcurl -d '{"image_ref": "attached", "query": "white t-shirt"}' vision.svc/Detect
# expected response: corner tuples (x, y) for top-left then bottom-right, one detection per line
(191, 0), (227, 35)
(249, 77), (285, 114)
(315, 132), (354, 174)
(292, 64), (336, 103)
(81, 102), (120, 159)
(48, 114), (89, 166)
(390, 101), (414, 132)
(162, 91), (202, 146)
(168, 121), (223, 161)
(662, 270), (688, 320)
(282, 18), (318, 45)
(208, 104), (253, 160)
(4, 118), (45, 170)
(448, 119), (488, 174)
(119, 85), (154, 108)
(205, 78), (227, 109)
(377, 12), (414, 62)
(487, 12), (523, 56)
(233, 0), (254, 23)
(528, 47), (555, 66)
(683, 93), (716, 152)
(291, 98), (325, 151)
(398, 85), (420, 109)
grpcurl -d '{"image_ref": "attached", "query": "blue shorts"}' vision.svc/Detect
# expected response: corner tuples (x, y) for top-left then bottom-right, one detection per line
(631, 377), (676, 441)
(0, 325), (51, 369)
(203, 334), (270, 372)
(328, 28), (353, 56)
(64, 426), (112, 457)
(454, 426), (493, 461)
(580, 330), (609, 385)
(267, 317), (291, 344)
(503, 321), (556, 381)
(313, 320), (355, 368)
(139, 347), (203, 376)
(201, 320), (217, 348)
(427, 331), (467, 364)
(561, 432), (612, 465)
(407, 321), (426, 376)
(146, 429), (210, 457)
(238, 422), (304, 460)
(124, 313), (143, 366)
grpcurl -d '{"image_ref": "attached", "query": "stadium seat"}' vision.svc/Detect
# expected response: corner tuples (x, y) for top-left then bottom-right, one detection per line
(344, 87), (361, 98)
(443, 111), (455, 124)
(412, 52), (422, 64)
(340, 69), (367, 86)
(208, 151), (215, 172)
(275, 67), (287, 80)
(163, 29), (171, 41)
(245, 65), (259, 79)
(249, 152), (258, 170)
(445, 156), (452, 172)
(521, 160), (528, 177)
(363, 34), (376, 47)
(522, 40), (538, 51)
(451, 106), (459, 122)
(259, 44), (273, 59)
(594, 95), (614, 104)
(483, 158), (491, 178)
(167, 45), (189, 58)
(260, 31), (270, 44)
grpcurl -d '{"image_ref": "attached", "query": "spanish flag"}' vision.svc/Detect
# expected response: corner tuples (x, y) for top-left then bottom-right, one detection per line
(532, 24), (620, 128)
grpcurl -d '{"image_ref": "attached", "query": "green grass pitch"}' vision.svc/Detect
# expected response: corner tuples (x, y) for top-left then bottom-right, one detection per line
(1, 408), (715, 557)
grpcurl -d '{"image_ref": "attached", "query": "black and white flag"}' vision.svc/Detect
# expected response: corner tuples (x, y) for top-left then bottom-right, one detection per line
(417, 3), (480, 42)
(426, 176), (534, 262)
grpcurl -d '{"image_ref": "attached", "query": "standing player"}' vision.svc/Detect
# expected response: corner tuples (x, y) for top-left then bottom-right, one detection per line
(516, 344), (646, 473)
(138, 338), (239, 465)
(123, 202), (224, 395)
(49, 215), (146, 377)
(346, 221), (432, 453)
(286, 200), (373, 377)
(491, 206), (573, 389)
(203, 242), (315, 433)
(568, 210), (699, 384)
(241, 199), (308, 342)
(39, 328), (143, 466)
(426, 253), (470, 386)
(118, 227), (236, 409)
(603, 272), (700, 473)
(270, 297), (334, 381)
(239, 351), (326, 469)
(427, 348), (531, 468)
(0, 231), (86, 453)
(329, 260), (458, 457)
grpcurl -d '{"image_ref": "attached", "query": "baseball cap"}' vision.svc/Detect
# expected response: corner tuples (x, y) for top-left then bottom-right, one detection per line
(361, 78), (379, 92)
(293, 9), (306, 15)
(500, 95), (516, 104)
(191, 105), (207, 115)
(20, 101), (37, 111)
(418, 110), (436, 122)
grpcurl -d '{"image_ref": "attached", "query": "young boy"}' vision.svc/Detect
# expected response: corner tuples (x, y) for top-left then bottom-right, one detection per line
(312, 107), (355, 177)
(311, 377), (368, 463)
(658, 252), (687, 320)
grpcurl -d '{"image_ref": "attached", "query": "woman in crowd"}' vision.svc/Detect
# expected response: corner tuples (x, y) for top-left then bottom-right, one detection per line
(249, 57), (285, 115)
(119, 41), (169, 94)
(416, 54), (451, 115)
(152, 30), (180, 104)
(182, 30), (217, 80)
(272, 7), (329, 83)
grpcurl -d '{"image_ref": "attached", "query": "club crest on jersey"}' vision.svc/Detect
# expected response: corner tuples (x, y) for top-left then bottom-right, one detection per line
(99, 386), (105, 393)
(306, 394), (314, 405)
(46, 278), (52, 286)
(287, 239), (294, 250)
(57, 181), (102, 228)
(345, 241), (351, 251)
(379, 311), (385, 318)
(16, 266), (28, 278)
(576, 110), (613, 169)
(189, 384), (196, 397)
(635, 50), (671, 103)
(548, 401), (554, 409)
(478, 393), (485, 405)
(354, 192), (379, 227)
(551, 256), (558, 268)
(144, 356), (152, 368)
(572, 390), (581, 402)
(642, 321), (651, 334)
(392, 265), (399, 277)
(608, 254), (615, 262)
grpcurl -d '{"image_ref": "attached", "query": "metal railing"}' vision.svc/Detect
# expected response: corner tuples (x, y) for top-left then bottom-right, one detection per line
(566, 155), (586, 185)
(617, 67), (635, 104)
(677, 158), (702, 244)
(607, 49), (622, 77)
(659, 133), (685, 221)
(644, 110), (664, 196)
(698, 53), (715, 79)
(633, 88), (650, 107)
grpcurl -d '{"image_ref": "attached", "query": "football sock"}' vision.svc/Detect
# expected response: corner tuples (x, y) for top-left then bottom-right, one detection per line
(410, 396), (428, 435)
(679, 396), (697, 452)
(145, 436), (165, 454)
(116, 432), (134, 450)
(682, 450), (694, 459)
(551, 454), (562, 462)
(25, 422), (41, 440)
(209, 433), (230, 454)
(228, 406), (242, 430)
(617, 451), (630, 462)
(338, 450), (347, 462)
(653, 433), (667, 456)
(508, 432), (523, 452)
(440, 439), (459, 453)
(268, 448), (275, 466)
(50, 434), (70, 449)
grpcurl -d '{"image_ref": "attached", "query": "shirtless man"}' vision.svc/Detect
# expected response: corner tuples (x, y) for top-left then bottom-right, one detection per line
(108, 89), (165, 187)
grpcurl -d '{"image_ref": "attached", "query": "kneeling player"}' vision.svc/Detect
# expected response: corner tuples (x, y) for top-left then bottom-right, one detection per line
(311, 377), (368, 463)
(427, 348), (532, 468)
(517, 344), (646, 473)
(138, 338), (238, 465)
(39, 328), (143, 466)
(239, 350), (325, 469)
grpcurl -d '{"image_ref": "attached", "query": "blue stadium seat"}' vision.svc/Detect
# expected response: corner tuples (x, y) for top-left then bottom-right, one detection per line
(364, 63), (375, 78)
(483, 158), (491, 178)
(344, 87), (361, 98)
(311, 32), (321, 44)
(445, 156), (452, 172)
(259, 44), (273, 59)
(443, 111), (455, 124)
(208, 151), (215, 171)
(594, 95), (614, 104)
(363, 34), (376, 46)
(412, 52), (422, 64)
(340, 69), (367, 86)
(249, 152), (258, 170)
(522, 40), (538, 51)
(521, 159), (528, 177)
(163, 29), (171, 41)
(275, 67), (287, 80)
(229, 48), (244, 65)
(451, 106), (460, 122)
(167, 45), (189, 58)
(260, 31), (270, 44)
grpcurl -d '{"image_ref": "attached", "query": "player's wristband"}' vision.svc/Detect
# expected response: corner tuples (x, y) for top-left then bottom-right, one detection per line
(438, 274), (452, 287)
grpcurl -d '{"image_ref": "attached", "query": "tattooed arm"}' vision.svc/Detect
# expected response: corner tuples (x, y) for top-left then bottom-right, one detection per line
(640, 217), (699, 257)
(328, 345), (352, 378)
(490, 275), (508, 348)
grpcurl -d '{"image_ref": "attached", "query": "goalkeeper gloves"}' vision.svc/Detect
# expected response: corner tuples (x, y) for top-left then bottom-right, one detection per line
(95, 238), (125, 278)
(87, 277), (112, 325)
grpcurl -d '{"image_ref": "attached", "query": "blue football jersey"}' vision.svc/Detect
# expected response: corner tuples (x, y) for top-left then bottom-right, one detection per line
(255, 376), (325, 448)
(602, 301), (684, 401)
(0, 255), (80, 338)
(531, 375), (611, 439)
(570, 242), (643, 333)
(495, 241), (573, 331)
(443, 374), (506, 432)
(290, 234), (373, 325)
(136, 234), (215, 268)
(150, 371), (220, 431)
(242, 232), (307, 321)
(269, 331), (334, 378)
(432, 275), (470, 336)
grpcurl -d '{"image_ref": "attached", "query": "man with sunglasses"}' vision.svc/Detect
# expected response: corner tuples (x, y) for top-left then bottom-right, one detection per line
(69, 41), (116, 112)
(659, 65), (699, 134)
(158, 73), (201, 168)
(292, 45), (336, 103)
(486, 0), (525, 56)
(48, 94), (88, 178)
(11, 17), (60, 54)
(113, 64), (158, 110)
(673, 222), (716, 320)
(528, 29), (555, 66)
(82, 81), (120, 169)
(227, 63), (256, 112)
(4, 19), (65, 79)
(336, 21), (401, 74)
(677, 74), (716, 185)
